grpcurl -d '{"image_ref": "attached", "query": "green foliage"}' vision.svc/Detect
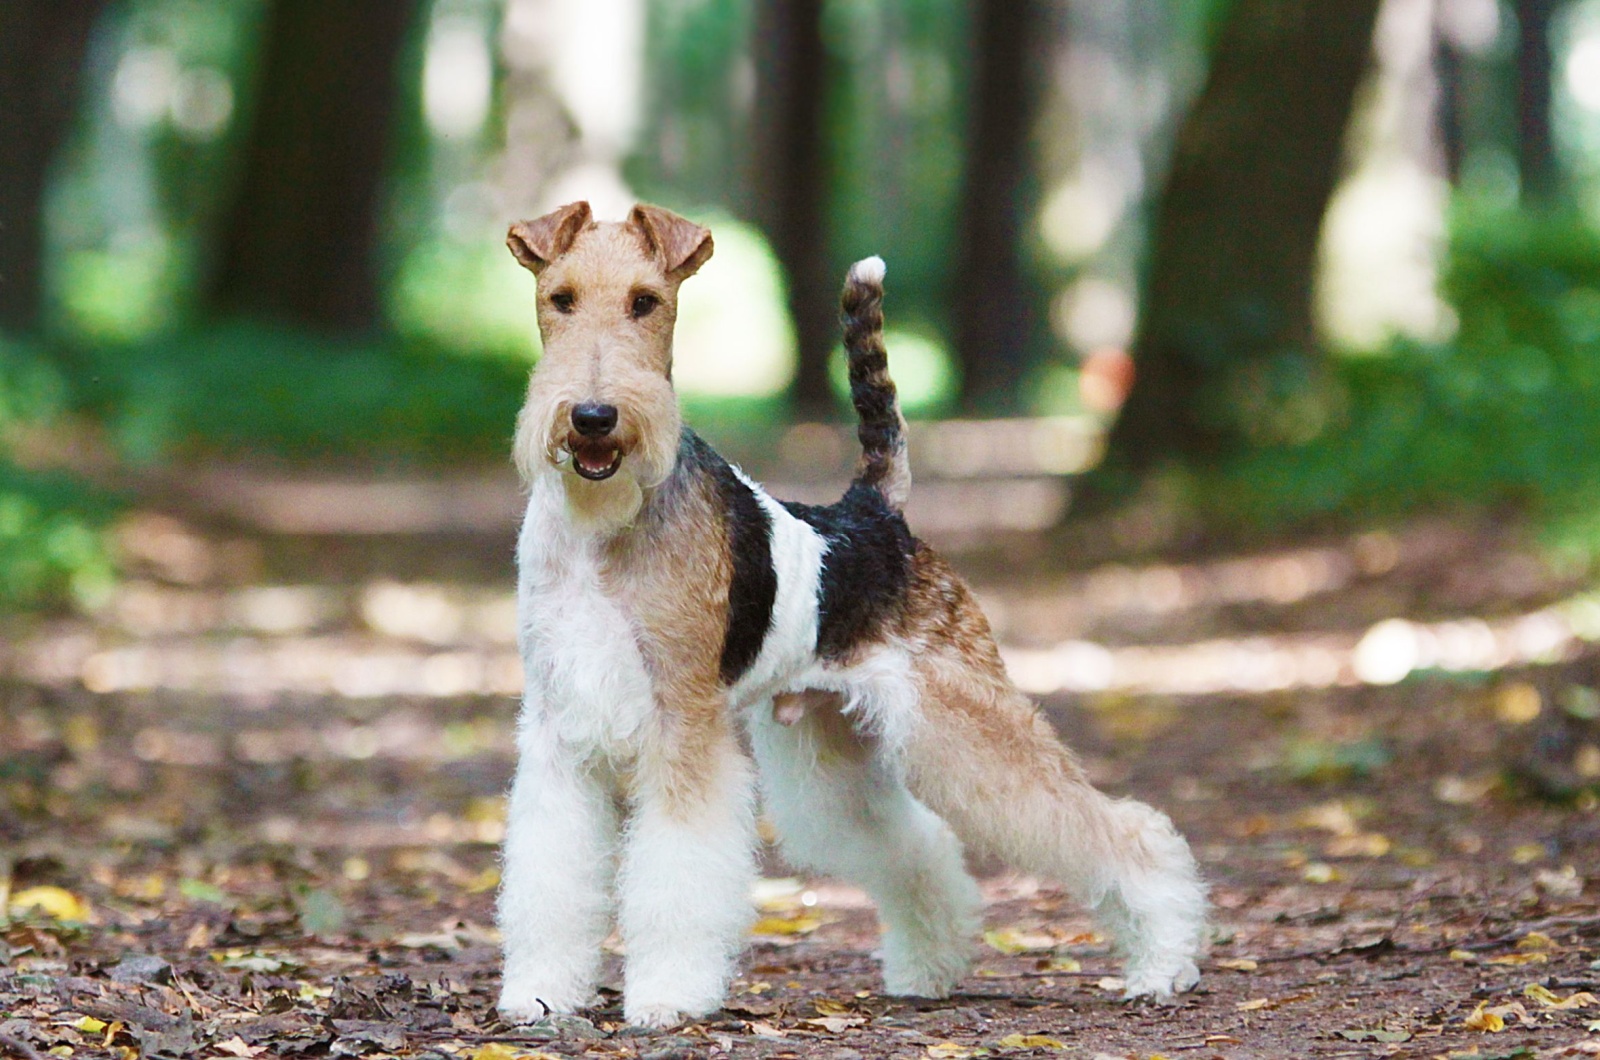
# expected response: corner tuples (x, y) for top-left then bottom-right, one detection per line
(0, 339), (115, 610)
(1203, 204), (1600, 534)
(70, 322), (530, 464)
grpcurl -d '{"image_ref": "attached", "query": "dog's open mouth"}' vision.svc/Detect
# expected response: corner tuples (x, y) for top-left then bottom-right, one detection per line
(570, 441), (622, 481)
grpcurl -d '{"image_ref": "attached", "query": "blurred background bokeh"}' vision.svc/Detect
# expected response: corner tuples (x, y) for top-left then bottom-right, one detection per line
(3, 0), (1600, 603)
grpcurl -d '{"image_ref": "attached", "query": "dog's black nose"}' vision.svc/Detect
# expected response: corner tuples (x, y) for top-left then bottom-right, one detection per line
(571, 403), (618, 437)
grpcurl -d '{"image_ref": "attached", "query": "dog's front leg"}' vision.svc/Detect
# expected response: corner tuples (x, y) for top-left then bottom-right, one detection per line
(617, 719), (756, 1028)
(497, 716), (619, 1022)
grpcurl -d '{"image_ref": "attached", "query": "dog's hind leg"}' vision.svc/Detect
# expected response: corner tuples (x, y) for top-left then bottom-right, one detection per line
(618, 718), (757, 1028)
(498, 718), (620, 1020)
(748, 692), (981, 998)
(902, 661), (1206, 1000)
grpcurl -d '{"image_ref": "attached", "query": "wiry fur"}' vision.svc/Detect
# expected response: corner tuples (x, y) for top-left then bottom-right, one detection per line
(498, 202), (1206, 1031)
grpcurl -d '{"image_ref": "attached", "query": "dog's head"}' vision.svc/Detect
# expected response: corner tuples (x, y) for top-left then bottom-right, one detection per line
(508, 201), (712, 492)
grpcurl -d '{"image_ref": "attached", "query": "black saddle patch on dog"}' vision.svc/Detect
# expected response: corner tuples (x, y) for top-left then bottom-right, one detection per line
(781, 483), (915, 660)
(686, 431), (778, 685)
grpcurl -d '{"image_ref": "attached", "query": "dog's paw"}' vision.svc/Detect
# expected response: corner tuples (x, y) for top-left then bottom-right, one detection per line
(497, 982), (595, 1023)
(623, 1002), (695, 1029)
(1121, 958), (1200, 1002)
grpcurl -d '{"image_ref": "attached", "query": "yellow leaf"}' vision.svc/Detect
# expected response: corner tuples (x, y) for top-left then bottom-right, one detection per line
(926, 1044), (977, 1059)
(1496, 682), (1542, 724)
(741, 981), (772, 995)
(1511, 843), (1546, 864)
(813, 999), (852, 1016)
(982, 928), (1056, 955)
(1449, 949), (1478, 962)
(1516, 931), (1556, 950)
(48, 1048), (72, 1057)
(997, 1033), (1066, 1049)
(1236, 997), (1270, 1011)
(1486, 951), (1547, 966)
(1302, 862), (1339, 884)
(1465, 1002), (1505, 1032)
(1215, 958), (1258, 971)
(465, 867), (501, 894)
(70, 1017), (107, 1034)
(465, 1045), (558, 1060)
(1043, 956), (1081, 972)
(101, 1021), (123, 1048)
(750, 914), (821, 936)
(1524, 982), (1597, 1009)
(9, 885), (90, 922)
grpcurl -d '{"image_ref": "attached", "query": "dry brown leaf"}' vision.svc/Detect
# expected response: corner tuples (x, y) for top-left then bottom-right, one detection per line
(802, 1016), (867, 1033)
(1214, 958), (1258, 971)
(812, 999), (853, 1016)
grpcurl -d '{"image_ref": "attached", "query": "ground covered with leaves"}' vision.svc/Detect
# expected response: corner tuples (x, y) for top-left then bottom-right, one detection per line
(3, 476), (1600, 1060)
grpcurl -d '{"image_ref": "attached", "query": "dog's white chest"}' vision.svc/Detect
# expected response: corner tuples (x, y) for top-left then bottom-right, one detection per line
(516, 485), (655, 753)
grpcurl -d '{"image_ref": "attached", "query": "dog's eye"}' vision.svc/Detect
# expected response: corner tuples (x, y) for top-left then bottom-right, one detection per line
(550, 291), (576, 314)
(630, 293), (659, 320)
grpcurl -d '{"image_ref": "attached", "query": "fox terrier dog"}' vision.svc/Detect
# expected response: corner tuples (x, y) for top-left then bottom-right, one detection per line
(496, 201), (1206, 1029)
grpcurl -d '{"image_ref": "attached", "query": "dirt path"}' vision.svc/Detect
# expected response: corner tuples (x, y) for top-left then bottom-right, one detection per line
(3, 494), (1599, 1059)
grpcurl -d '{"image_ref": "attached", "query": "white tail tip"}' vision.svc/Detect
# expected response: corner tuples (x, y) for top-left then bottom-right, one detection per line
(850, 255), (886, 285)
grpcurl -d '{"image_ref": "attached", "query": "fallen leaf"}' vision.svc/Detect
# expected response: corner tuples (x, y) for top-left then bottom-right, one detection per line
(1042, 956), (1081, 972)
(1516, 931), (1556, 951)
(1450, 949), (1479, 962)
(8, 886), (90, 922)
(1337, 1029), (1413, 1043)
(812, 999), (853, 1016)
(1095, 977), (1126, 992)
(749, 1021), (788, 1039)
(1215, 958), (1258, 971)
(1236, 992), (1312, 1012)
(1486, 952), (1547, 966)
(69, 1018), (106, 1034)
(1524, 983), (1597, 1009)
(802, 1016), (866, 1033)
(214, 1035), (264, 1057)
(213, 949), (298, 973)
(996, 1033), (1066, 1049)
(1465, 1002), (1505, 1033)
(1302, 861), (1340, 884)
(926, 1044), (979, 1059)
(177, 878), (231, 905)
(983, 928), (1057, 955)
(749, 914), (821, 936)
(466, 1045), (555, 1060)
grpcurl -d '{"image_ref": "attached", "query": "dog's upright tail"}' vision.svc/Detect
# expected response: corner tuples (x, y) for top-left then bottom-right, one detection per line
(841, 256), (910, 509)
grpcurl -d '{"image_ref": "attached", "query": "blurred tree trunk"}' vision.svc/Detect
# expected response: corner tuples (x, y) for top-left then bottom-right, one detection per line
(952, 0), (1042, 413)
(1101, 0), (1381, 475)
(1434, 9), (1465, 185)
(207, 0), (419, 332)
(0, 1), (108, 335)
(1516, 0), (1557, 204)
(746, 0), (835, 415)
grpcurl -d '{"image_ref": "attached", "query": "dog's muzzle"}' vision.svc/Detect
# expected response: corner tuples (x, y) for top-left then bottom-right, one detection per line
(567, 402), (622, 480)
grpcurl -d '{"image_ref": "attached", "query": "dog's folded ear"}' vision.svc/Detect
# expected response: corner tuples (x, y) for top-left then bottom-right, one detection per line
(629, 204), (714, 281)
(508, 201), (593, 274)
